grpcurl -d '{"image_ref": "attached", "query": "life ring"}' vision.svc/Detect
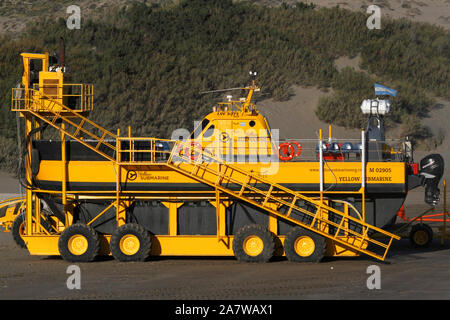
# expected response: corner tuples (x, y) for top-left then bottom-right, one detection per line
(278, 142), (295, 161)
(288, 140), (302, 157)
(185, 141), (202, 161)
(177, 141), (202, 161)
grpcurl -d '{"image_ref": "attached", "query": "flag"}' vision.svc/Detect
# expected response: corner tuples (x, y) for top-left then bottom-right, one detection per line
(374, 83), (397, 97)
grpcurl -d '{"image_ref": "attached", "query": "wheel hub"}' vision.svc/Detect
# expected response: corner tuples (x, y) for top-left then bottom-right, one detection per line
(68, 235), (88, 255)
(120, 234), (140, 255)
(294, 236), (315, 257)
(413, 230), (429, 246)
(243, 235), (264, 256)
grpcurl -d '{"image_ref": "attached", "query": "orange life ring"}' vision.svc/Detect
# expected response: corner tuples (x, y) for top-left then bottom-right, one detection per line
(278, 142), (295, 161)
(288, 140), (302, 157)
(177, 141), (202, 161)
(184, 141), (202, 161)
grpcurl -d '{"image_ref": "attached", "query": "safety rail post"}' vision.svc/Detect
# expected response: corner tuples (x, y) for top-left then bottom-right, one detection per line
(24, 115), (32, 234)
(319, 129), (323, 195)
(131, 138), (135, 163)
(442, 179), (447, 245)
(81, 84), (84, 111)
(116, 129), (123, 226)
(361, 129), (365, 189)
(361, 129), (366, 220)
(116, 137), (121, 163)
(238, 174), (250, 196)
(151, 138), (155, 163)
(262, 185), (274, 207)
(285, 196), (297, 218)
(215, 188), (221, 241)
(61, 122), (68, 227)
(332, 215), (346, 239)
(318, 129), (324, 227)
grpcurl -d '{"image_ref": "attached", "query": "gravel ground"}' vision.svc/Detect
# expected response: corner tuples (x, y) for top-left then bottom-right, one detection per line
(0, 173), (449, 305)
(0, 217), (449, 301)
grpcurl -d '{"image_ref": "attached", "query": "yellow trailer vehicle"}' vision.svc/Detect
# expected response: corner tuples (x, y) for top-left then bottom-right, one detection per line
(4, 47), (444, 263)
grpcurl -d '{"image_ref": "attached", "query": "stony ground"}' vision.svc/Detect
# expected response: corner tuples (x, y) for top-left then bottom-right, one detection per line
(0, 218), (449, 301)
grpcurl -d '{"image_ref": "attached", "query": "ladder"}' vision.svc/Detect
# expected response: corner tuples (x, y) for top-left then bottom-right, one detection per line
(21, 89), (117, 162)
(167, 142), (401, 261)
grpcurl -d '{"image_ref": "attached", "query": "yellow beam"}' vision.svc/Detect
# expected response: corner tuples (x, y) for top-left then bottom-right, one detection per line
(161, 201), (183, 236)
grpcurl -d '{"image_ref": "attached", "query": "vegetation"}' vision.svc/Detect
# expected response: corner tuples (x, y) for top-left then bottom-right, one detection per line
(0, 0), (448, 172)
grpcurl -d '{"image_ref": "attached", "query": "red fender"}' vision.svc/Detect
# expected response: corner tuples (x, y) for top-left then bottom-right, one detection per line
(177, 141), (202, 161)
(288, 140), (302, 158)
(278, 142), (295, 161)
(185, 141), (202, 161)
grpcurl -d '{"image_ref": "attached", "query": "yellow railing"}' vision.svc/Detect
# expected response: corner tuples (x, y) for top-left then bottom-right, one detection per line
(116, 137), (176, 164)
(11, 84), (94, 113)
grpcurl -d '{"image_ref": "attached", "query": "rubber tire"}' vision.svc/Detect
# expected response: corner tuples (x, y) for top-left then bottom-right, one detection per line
(12, 214), (26, 249)
(284, 227), (326, 262)
(233, 224), (275, 263)
(110, 223), (152, 262)
(409, 224), (433, 248)
(58, 223), (100, 262)
(11, 213), (53, 249)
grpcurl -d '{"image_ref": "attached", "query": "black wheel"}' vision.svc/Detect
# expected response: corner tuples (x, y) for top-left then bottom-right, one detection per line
(232, 224), (275, 263)
(284, 227), (326, 262)
(12, 212), (54, 249)
(12, 214), (26, 248)
(110, 223), (152, 262)
(409, 224), (433, 248)
(58, 223), (100, 262)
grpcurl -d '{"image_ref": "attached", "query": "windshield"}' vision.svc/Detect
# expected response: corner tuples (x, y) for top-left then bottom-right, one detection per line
(190, 119), (210, 139)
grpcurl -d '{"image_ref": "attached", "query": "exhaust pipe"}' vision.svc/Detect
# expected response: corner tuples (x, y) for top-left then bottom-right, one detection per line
(59, 37), (65, 70)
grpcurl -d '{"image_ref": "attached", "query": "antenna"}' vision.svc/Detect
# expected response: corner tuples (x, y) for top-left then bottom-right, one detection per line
(59, 37), (65, 69)
(199, 87), (244, 95)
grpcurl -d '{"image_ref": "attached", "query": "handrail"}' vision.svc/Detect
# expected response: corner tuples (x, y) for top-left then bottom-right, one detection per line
(170, 140), (401, 240)
(11, 84), (94, 113)
(167, 140), (401, 260)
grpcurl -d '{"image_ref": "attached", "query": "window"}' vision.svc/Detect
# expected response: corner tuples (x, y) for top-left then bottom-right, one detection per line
(202, 124), (215, 138)
(190, 119), (210, 139)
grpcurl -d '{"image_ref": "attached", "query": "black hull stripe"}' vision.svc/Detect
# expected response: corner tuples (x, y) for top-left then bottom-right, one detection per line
(35, 180), (405, 193)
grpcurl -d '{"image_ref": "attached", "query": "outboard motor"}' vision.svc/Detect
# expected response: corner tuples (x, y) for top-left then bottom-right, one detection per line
(419, 154), (444, 206)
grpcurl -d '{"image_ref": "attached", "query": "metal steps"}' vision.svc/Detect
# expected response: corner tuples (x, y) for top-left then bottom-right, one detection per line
(22, 89), (117, 162)
(167, 143), (401, 261)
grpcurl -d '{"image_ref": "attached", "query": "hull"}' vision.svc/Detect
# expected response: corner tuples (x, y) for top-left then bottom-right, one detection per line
(33, 140), (407, 229)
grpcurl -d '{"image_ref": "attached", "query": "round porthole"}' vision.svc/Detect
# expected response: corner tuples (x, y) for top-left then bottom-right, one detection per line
(249, 120), (256, 127)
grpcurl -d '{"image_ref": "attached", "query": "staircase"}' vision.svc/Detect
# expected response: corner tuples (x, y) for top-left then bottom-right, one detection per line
(17, 89), (117, 162)
(167, 143), (401, 261)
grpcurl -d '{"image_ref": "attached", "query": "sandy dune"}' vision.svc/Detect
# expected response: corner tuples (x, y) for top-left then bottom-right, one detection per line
(312, 0), (449, 30)
(0, 0), (448, 35)
(258, 86), (362, 140)
(255, 0), (450, 30)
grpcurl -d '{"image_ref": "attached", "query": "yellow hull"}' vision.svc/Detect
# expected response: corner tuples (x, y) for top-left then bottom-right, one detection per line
(35, 160), (406, 193)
